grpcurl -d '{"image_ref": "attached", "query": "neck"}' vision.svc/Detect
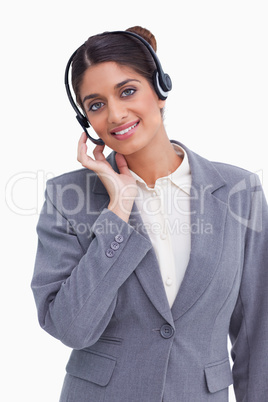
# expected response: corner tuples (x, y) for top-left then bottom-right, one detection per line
(125, 134), (182, 188)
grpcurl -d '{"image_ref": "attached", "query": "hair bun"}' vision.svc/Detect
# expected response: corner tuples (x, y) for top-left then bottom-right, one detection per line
(126, 26), (157, 52)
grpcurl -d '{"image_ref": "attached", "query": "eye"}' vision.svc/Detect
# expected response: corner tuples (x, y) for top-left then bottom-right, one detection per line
(89, 102), (104, 112)
(121, 88), (136, 97)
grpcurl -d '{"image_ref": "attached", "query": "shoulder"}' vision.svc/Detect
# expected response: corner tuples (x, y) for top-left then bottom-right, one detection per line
(210, 161), (262, 208)
(211, 160), (258, 185)
(175, 140), (260, 188)
(46, 167), (95, 187)
(46, 151), (116, 188)
(42, 168), (99, 214)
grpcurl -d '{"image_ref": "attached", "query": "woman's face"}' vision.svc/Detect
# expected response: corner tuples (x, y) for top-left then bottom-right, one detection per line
(79, 62), (166, 155)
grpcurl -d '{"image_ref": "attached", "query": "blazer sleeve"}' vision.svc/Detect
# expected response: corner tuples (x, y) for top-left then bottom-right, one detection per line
(31, 180), (152, 350)
(229, 174), (268, 401)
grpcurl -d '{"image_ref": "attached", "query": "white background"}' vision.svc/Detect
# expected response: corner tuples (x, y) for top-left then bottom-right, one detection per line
(1, 1), (267, 401)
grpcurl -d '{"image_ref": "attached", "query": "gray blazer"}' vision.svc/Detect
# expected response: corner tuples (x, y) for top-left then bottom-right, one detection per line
(31, 141), (268, 401)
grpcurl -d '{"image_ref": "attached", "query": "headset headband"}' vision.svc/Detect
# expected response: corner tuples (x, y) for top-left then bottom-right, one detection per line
(64, 30), (172, 145)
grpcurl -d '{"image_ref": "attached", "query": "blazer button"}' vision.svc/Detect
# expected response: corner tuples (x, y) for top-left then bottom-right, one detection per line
(114, 234), (124, 243)
(110, 241), (120, 251)
(106, 248), (115, 258)
(160, 324), (175, 339)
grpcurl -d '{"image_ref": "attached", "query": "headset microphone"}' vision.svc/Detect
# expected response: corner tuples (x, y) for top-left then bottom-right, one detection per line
(64, 30), (172, 145)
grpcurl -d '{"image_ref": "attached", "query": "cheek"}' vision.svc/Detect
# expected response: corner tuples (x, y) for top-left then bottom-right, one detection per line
(142, 97), (163, 127)
(142, 92), (162, 114)
(88, 116), (106, 137)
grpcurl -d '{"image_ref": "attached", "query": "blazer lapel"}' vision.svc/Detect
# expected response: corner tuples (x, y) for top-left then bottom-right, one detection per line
(170, 142), (228, 321)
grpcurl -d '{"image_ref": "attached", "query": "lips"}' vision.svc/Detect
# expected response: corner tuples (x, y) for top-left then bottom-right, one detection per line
(111, 120), (140, 136)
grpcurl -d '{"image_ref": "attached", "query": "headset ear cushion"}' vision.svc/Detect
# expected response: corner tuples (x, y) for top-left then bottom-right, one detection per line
(163, 73), (172, 92)
(76, 113), (104, 145)
(153, 71), (169, 100)
(76, 114), (90, 129)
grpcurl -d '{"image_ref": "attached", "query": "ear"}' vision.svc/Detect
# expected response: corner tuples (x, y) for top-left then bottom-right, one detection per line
(158, 98), (166, 110)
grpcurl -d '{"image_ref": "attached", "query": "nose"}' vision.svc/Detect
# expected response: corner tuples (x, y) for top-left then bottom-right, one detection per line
(107, 99), (128, 125)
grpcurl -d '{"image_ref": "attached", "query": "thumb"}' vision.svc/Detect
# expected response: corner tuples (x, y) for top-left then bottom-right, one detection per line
(115, 153), (132, 176)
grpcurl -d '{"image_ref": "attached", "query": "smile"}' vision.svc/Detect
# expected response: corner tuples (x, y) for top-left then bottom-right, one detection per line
(112, 122), (139, 135)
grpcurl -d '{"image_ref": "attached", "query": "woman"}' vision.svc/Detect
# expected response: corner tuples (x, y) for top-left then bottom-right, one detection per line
(31, 26), (268, 401)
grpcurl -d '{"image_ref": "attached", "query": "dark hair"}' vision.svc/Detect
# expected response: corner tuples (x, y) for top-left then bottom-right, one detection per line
(71, 26), (158, 107)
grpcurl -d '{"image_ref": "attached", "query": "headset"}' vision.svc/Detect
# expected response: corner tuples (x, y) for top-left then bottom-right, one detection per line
(64, 30), (172, 145)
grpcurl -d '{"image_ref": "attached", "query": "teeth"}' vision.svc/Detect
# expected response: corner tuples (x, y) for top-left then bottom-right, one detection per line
(114, 122), (138, 135)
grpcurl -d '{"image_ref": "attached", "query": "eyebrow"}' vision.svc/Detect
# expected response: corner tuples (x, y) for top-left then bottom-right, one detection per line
(115, 78), (141, 89)
(82, 79), (141, 104)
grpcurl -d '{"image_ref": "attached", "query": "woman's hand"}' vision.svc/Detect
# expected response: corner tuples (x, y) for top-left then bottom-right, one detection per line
(77, 132), (137, 222)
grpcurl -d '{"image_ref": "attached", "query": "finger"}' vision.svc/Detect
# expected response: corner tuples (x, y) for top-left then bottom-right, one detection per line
(78, 132), (87, 147)
(93, 144), (106, 162)
(77, 132), (88, 156)
(77, 132), (87, 162)
(115, 153), (132, 176)
(77, 132), (96, 169)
